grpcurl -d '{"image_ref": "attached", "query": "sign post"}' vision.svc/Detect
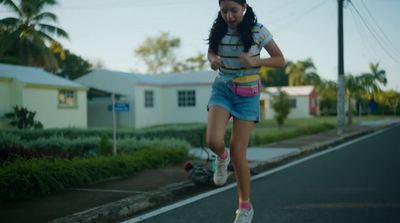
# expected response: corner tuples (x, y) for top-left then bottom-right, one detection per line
(112, 93), (117, 155)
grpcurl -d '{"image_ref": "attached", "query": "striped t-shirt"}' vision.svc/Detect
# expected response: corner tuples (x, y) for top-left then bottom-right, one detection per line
(217, 23), (273, 81)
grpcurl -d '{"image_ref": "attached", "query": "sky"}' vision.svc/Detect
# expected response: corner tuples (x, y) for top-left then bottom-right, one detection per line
(3, 0), (399, 90)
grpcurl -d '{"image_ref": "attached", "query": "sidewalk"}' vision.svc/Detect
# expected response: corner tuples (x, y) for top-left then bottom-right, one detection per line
(0, 120), (398, 223)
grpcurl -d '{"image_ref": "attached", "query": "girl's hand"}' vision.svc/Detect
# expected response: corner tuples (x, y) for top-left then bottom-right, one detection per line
(240, 53), (259, 68)
(210, 57), (223, 71)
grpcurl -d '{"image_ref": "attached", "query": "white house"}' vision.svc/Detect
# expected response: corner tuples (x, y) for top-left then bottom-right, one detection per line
(75, 69), (217, 128)
(262, 85), (319, 120)
(0, 63), (88, 129)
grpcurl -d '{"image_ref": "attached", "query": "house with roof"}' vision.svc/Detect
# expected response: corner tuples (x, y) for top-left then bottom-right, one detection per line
(75, 69), (216, 128)
(261, 85), (319, 120)
(0, 63), (88, 129)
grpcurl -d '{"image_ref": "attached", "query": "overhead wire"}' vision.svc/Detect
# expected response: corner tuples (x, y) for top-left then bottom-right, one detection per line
(273, 0), (331, 32)
(359, 0), (400, 57)
(348, 0), (399, 63)
(347, 0), (379, 62)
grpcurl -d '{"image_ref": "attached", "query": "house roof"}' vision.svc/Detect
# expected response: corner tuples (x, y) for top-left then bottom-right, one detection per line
(0, 63), (87, 90)
(266, 85), (315, 96)
(136, 71), (216, 86)
(78, 69), (217, 86)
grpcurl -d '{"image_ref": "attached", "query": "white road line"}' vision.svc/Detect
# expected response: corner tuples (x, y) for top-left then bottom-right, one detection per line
(121, 125), (396, 223)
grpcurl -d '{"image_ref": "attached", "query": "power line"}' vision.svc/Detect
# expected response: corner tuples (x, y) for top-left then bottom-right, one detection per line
(348, 2), (379, 61)
(348, 0), (399, 63)
(273, 0), (331, 32)
(359, 0), (400, 57)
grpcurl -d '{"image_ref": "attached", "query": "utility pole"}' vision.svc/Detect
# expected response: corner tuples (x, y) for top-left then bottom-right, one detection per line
(337, 0), (346, 134)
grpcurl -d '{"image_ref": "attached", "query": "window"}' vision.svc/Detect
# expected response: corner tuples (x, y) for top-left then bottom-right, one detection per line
(178, 90), (196, 107)
(289, 98), (297, 108)
(58, 90), (77, 108)
(144, 90), (154, 108)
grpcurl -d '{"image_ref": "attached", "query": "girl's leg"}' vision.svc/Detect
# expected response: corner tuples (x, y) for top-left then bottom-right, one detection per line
(230, 118), (254, 203)
(206, 106), (230, 156)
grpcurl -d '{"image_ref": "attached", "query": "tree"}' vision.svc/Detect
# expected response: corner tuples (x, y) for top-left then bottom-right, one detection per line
(134, 32), (180, 74)
(285, 58), (318, 86)
(54, 48), (93, 80)
(345, 74), (364, 125)
(317, 80), (338, 116)
(271, 89), (291, 126)
(376, 90), (400, 116)
(172, 52), (208, 73)
(359, 63), (387, 98)
(259, 65), (288, 87)
(0, 0), (69, 72)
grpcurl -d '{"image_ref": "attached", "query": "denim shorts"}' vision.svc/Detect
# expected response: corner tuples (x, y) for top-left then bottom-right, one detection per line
(207, 76), (260, 123)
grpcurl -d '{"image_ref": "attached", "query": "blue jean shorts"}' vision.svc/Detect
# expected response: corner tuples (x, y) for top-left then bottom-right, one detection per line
(207, 76), (260, 123)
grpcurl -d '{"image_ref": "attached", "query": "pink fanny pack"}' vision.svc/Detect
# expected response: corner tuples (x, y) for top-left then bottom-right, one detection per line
(229, 79), (261, 97)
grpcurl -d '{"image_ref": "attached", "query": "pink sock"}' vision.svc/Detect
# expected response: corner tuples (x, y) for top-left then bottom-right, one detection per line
(239, 201), (252, 210)
(219, 150), (228, 160)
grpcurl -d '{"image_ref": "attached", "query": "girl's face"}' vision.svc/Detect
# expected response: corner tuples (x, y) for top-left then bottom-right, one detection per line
(219, 0), (246, 28)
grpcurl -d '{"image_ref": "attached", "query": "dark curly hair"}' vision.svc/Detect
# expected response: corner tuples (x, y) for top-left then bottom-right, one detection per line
(208, 0), (257, 53)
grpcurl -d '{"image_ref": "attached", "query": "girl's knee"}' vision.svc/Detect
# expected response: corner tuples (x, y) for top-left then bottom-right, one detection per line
(206, 136), (225, 151)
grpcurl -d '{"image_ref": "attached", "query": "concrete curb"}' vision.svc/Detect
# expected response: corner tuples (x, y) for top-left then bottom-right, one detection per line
(49, 126), (381, 223)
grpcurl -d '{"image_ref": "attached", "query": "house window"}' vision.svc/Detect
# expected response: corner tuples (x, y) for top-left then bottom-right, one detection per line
(58, 90), (77, 108)
(178, 90), (196, 107)
(144, 90), (154, 108)
(289, 98), (297, 108)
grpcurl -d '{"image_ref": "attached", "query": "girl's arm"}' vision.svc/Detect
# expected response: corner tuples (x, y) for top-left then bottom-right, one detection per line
(240, 40), (285, 69)
(208, 48), (223, 71)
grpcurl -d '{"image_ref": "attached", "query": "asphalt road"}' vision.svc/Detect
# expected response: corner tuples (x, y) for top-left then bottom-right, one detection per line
(123, 125), (400, 223)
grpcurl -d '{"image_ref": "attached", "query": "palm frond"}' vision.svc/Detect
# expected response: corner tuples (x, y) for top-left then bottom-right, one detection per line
(33, 12), (57, 23)
(0, 29), (20, 55)
(35, 0), (57, 13)
(37, 23), (69, 39)
(36, 29), (56, 43)
(0, 0), (22, 17)
(0, 17), (20, 29)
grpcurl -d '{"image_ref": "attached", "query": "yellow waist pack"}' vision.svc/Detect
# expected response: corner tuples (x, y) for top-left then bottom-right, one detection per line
(229, 75), (261, 97)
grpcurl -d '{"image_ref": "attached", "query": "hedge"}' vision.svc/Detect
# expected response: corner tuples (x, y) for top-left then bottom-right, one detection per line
(0, 147), (187, 201)
(0, 124), (207, 147)
(0, 132), (190, 162)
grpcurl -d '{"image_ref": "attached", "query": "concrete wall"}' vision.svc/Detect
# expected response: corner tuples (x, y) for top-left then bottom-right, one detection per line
(265, 94), (312, 120)
(22, 87), (87, 128)
(0, 80), (12, 116)
(134, 85), (163, 128)
(288, 96), (311, 119)
(162, 84), (210, 125)
(133, 84), (211, 128)
(88, 97), (133, 128)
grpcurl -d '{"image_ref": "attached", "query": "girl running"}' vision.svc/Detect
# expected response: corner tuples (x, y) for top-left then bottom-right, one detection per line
(206, 0), (285, 222)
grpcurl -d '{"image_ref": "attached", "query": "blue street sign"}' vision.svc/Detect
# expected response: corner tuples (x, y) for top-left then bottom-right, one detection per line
(108, 103), (129, 112)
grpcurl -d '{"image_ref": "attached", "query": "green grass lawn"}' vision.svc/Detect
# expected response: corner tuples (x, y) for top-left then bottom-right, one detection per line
(252, 115), (387, 138)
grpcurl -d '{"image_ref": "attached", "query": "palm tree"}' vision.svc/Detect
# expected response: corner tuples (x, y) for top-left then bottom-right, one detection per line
(0, 0), (68, 72)
(345, 74), (364, 125)
(359, 63), (387, 98)
(285, 58), (318, 86)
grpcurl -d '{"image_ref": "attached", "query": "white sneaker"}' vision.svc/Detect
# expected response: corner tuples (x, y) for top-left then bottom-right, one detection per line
(213, 150), (230, 186)
(234, 208), (254, 223)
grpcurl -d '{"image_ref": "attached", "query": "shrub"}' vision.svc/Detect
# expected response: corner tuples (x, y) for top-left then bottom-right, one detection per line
(0, 147), (188, 201)
(98, 134), (113, 156)
(4, 106), (43, 129)
(271, 89), (291, 126)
